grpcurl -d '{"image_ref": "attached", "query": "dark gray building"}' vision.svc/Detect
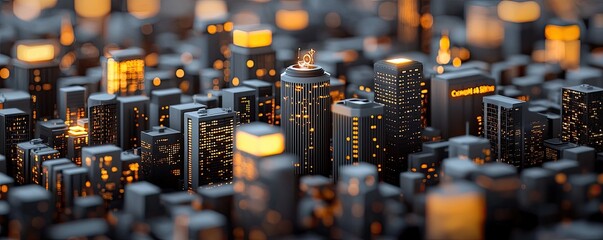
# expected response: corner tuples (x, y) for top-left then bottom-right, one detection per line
(242, 80), (274, 124)
(58, 86), (87, 126)
(561, 84), (603, 152)
(332, 99), (384, 181)
(150, 88), (181, 128)
(141, 126), (183, 191)
(222, 86), (256, 124)
(524, 110), (549, 167)
(8, 185), (51, 240)
(30, 147), (60, 185)
(281, 64), (331, 176)
(88, 93), (119, 146)
(374, 58), (423, 185)
(168, 102), (205, 132)
(16, 139), (46, 185)
(37, 119), (68, 158)
(0, 90), (31, 114)
(483, 95), (526, 168)
(117, 96), (149, 150)
(82, 145), (122, 204)
(448, 135), (491, 164)
(0, 108), (30, 178)
(184, 108), (235, 190)
(431, 69), (496, 139)
(229, 25), (278, 87)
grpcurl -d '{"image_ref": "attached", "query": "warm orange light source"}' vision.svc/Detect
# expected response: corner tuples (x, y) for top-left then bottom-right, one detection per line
(195, 0), (228, 21)
(498, 1), (541, 23)
(16, 42), (56, 63)
(75, 0), (111, 18)
(297, 49), (316, 69)
(13, 0), (42, 21)
(545, 24), (580, 41)
(466, 3), (504, 48)
(60, 15), (75, 46)
(386, 58), (412, 64)
(276, 10), (309, 31)
(235, 131), (285, 157)
(128, 0), (160, 19)
(233, 26), (272, 48)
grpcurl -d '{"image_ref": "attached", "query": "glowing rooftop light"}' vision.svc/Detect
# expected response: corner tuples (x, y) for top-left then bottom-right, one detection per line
(386, 58), (411, 64)
(297, 49), (316, 69)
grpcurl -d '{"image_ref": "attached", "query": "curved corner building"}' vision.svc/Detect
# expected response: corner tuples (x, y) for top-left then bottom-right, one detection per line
(281, 64), (331, 176)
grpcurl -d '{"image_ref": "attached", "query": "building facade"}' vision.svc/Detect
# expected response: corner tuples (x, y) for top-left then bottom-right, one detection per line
(141, 126), (183, 191)
(281, 64), (331, 176)
(88, 93), (119, 146)
(0, 108), (30, 178)
(102, 48), (145, 96)
(483, 95), (526, 168)
(184, 108), (235, 190)
(222, 86), (256, 125)
(374, 58), (423, 185)
(332, 99), (384, 181)
(117, 96), (149, 150)
(561, 84), (603, 152)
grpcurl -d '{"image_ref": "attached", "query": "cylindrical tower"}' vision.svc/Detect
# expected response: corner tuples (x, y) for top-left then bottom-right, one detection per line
(280, 64), (331, 176)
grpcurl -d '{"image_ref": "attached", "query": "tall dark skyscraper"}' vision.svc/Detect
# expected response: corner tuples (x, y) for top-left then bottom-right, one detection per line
(431, 69), (496, 139)
(374, 58), (422, 184)
(117, 96), (149, 150)
(483, 95), (526, 168)
(0, 108), (30, 178)
(37, 119), (68, 158)
(82, 145), (122, 204)
(195, 13), (233, 86)
(58, 86), (87, 127)
(281, 62), (331, 176)
(184, 108), (235, 190)
(30, 147), (60, 185)
(233, 122), (296, 239)
(88, 93), (119, 146)
(561, 84), (603, 152)
(332, 99), (384, 181)
(242, 80), (275, 125)
(222, 86), (256, 125)
(16, 139), (46, 185)
(141, 126), (183, 191)
(150, 88), (181, 128)
(524, 110), (548, 168)
(12, 40), (60, 121)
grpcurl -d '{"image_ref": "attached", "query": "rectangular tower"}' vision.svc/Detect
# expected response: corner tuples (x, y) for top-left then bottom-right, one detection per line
(483, 95), (526, 168)
(332, 99), (385, 181)
(16, 139), (46, 185)
(242, 80), (275, 125)
(222, 86), (257, 125)
(184, 108), (235, 190)
(374, 58), (423, 184)
(431, 69), (496, 139)
(88, 94), (119, 146)
(58, 86), (87, 126)
(12, 40), (60, 121)
(30, 147), (60, 185)
(141, 126), (183, 191)
(103, 48), (145, 96)
(149, 88), (181, 128)
(0, 109), (30, 178)
(37, 119), (68, 158)
(169, 102), (205, 132)
(561, 84), (603, 152)
(82, 145), (122, 204)
(117, 96), (149, 150)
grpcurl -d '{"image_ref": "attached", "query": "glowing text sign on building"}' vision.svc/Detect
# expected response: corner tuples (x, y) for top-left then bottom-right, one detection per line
(450, 85), (495, 98)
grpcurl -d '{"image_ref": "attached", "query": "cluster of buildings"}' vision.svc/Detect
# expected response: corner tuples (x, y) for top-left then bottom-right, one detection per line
(0, 0), (601, 239)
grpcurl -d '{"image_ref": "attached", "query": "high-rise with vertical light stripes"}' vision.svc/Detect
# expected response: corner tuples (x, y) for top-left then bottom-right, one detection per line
(374, 58), (423, 185)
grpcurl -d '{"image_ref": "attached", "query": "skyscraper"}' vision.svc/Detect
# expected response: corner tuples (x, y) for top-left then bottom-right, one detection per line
(184, 108), (235, 190)
(194, 11), (233, 86)
(281, 61), (331, 176)
(222, 86), (256, 124)
(374, 58), (422, 184)
(16, 139), (46, 185)
(332, 99), (384, 181)
(561, 84), (603, 152)
(233, 122), (296, 239)
(82, 145), (122, 204)
(37, 119), (68, 158)
(242, 79), (275, 125)
(117, 96), (149, 150)
(67, 124), (88, 166)
(483, 95), (526, 168)
(8, 185), (51, 240)
(230, 25), (278, 87)
(102, 48), (145, 96)
(12, 40), (60, 121)
(431, 69), (496, 139)
(0, 108), (30, 178)
(141, 126), (183, 191)
(30, 147), (60, 185)
(58, 86), (87, 126)
(524, 110), (548, 167)
(149, 88), (181, 128)
(88, 93), (118, 146)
